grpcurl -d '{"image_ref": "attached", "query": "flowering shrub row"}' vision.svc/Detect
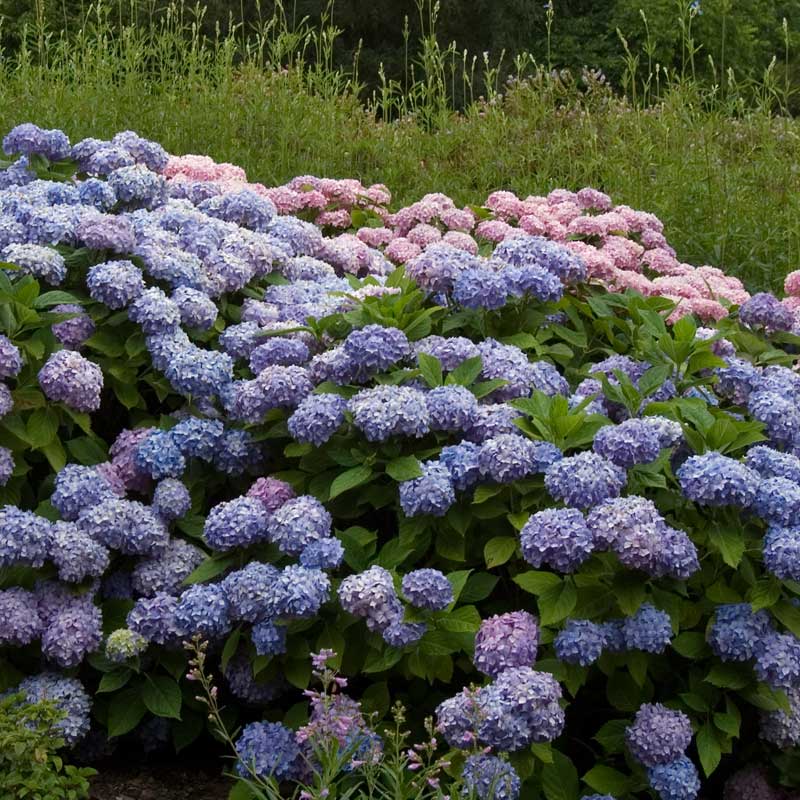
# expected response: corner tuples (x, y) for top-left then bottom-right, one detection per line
(0, 122), (799, 800)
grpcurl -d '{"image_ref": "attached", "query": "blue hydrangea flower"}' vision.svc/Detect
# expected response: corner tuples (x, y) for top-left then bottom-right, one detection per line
(623, 604), (673, 653)
(545, 452), (627, 509)
(600, 619), (627, 654)
(436, 688), (481, 748)
(349, 385), (430, 441)
(129, 287), (181, 335)
(51, 463), (116, 521)
(164, 346), (233, 399)
(739, 292), (794, 334)
(51, 303), (95, 350)
(221, 562), (280, 622)
(383, 619), (427, 648)
(708, 603), (774, 662)
(107, 164), (167, 209)
(676, 452), (759, 508)
(759, 686), (800, 748)
(554, 619), (606, 666)
(16, 673), (91, 746)
(453, 267), (508, 310)
(50, 521), (110, 582)
(38, 350), (103, 412)
(465, 403), (525, 443)
(199, 189), (276, 232)
(746, 445), (800, 483)
(131, 538), (205, 597)
(266, 495), (332, 556)
(299, 537), (345, 570)
(439, 441), (482, 490)
(401, 569), (453, 611)
(135, 430), (186, 480)
(263, 565), (330, 620)
(251, 620), (288, 656)
(406, 242), (480, 294)
(715, 358), (762, 405)
(0, 506), (52, 567)
(204, 497), (270, 551)
(626, 703), (693, 767)
(520, 507), (594, 572)
(339, 565), (402, 633)
(224, 653), (284, 706)
(414, 335), (480, 371)
(0, 334), (22, 378)
(3, 123), (70, 160)
(479, 434), (562, 483)
(86, 260), (146, 310)
(753, 478), (800, 526)
(593, 419), (662, 468)
(174, 583), (231, 639)
(249, 338), (310, 372)
(462, 754), (521, 800)
(77, 498), (168, 556)
(213, 428), (262, 475)
(342, 324), (410, 376)
(287, 392), (347, 446)
(425, 384), (479, 432)
(647, 756), (700, 800)
(399, 462), (456, 517)
(170, 416), (224, 461)
(748, 391), (800, 446)
(493, 235), (586, 283)
(77, 178), (117, 210)
(152, 478), (191, 520)
(763, 527), (800, 581)
(234, 721), (302, 781)
(41, 598), (102, 667)
(0, 588), (43, 646)
(504, 264), (564, 302)
(172, 286), (218, 330)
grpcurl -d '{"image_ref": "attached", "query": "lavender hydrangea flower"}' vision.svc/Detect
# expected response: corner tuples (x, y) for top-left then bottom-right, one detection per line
(204, 496), (270, 551)
(131, 538), (205, 596)
(4, 123), (70, 160)
(748, 391), (800, 446)
(554, 619), (606, 666)
(0, 334), (22, 378)
(493, 235), (586, 283)
(453, 267), (508, 310)
(708, 603), (774, 662)
(51, 304), (95, 349)
(342, 324), (410, 376)
(746, 445), (800, 483)
(77, 178), (117, 211)
(152, 478), (191, 520)
(626, 703), (693, 766)
(86, 260), (145, 309)
(383, 619), (427, 648)
(266, 495), (332, 556)
(623, 604), (673, 653)
(249, 338), (310, 372)
(172, 286), (218, 330)
(436, 688), (481, 748)
(50, 521), (110, 582)
(759, 686), (800, 748)
(77, 498), (168, 556)
(339, 565), (402, 633)
(754, 633), (800, 690)
(221, 562), (280, 622)
(135, 430), (186, 479)
(213, 428), (262, 475)
(593, 419), (662, 468)
(170, 416), (224, 461)
(399, 462), (456, 517)
(287, 392), (347, 446)
(521, 507), (595, 572)
(465, 403), (525, 443)
(474, 611), (539, 678)
(504, 264), (564, 302)
(753, 478), (800, 526)
(406, 243), (479, 293)
(414, 335), (480, 371)
(127, 592), (180, 644)
(0, 588), (43, 645)
(715, 358), (762, 405)
(38, 350), (103, 411)
(763, 527), (800, 581)
(51, 463), (116, 521)
(251, 620), (288, 656)
(348, 385), (430, 441)
(462, 754), (521, 800)
(77, 213), (135, 252)
(234, 722), (302, 781)
(41, 598), (102, 667)
(401, 569), (453, 611)
(545, 452), (627, 509)
(108, 164), (166, 209)
(439, 441), (482, 490)
(479, 434), (562, 483)
(425, 385), (478, 432)
(16, 673), (91, 746)
(676, 452), (759, 508)
(739, 292), (794, 333)
(129, 287), (181, 334)
(200, 190), (276, 231)
(0, 446), (13, 485)
(263, 565), (330, 620)
(247, 476), (295, 512)
(646, 756), (700, 800)
(0, 506), (52, 567)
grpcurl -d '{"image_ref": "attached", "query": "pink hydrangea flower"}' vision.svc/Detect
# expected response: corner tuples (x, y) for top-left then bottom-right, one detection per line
(785, 270), (800, 297)
(576, 187), (613, 211)
(442, 231), (478, 254)
(601, 237), (645, 271)
(356, 227), (395, 247)
(385, 237), (422, 263)
(407, 223), (442, 247)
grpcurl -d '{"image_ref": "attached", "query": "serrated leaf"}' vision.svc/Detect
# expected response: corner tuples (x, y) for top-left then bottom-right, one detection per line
(514, 570), (562, 596)
(386, 455), (423, 482)
(484, 536), (517, 568)
(97, 669), (132, 694)
(26, 407), (59, 448)
(472, 484), (503, 504)
(538, 580), (577, 626)
(696, 723), (722, 776)
(417, 352), (443, 387)
(183, 555), (236, 586)
(446, 356), (482, 386)
(142, 675), (182, 719)
(329, 464), (373, 499)
(708, 526), (745, 568)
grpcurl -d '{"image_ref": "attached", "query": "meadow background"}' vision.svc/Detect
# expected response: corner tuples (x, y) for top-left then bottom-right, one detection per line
(0, 0), (798, 291)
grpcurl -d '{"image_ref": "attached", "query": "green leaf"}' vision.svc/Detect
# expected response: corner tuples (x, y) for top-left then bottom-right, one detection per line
(329, 464), (373, 499)
(593, 719), (628, 753)
(459, 572), (499, 603)
(107, 688), (147, 736)
(386, 455), (423, 482)
(773, 600), (800, 639)
(183, 555), (236, 586)
(66, 436), (107, 465)
(696, 723), (722, 776)
(749, 579), (781, 612)
(472, 484), (503, 504)
(284, 657), (312, 689)
(538, 580), (577, 626)
(26, 407), (59, 448)
(221, 628), (242, 674)
(513, 570), (562, 596)
(484, 536), (517, 568)
(613, 574), (646, 616)
(446, 570), (472, 603)
(708, 526), (745, 569)
(706, 663), (751, 690)
(541, 750), (579, 800)
(85, 330), (125, 357)
(33, 290), (82, 308)
(582, 765), (631, 796)
(172, 710), (204, 753)
(363, 647), (403, 674)
(41, 439), (67, 472)
(672, 632), (709, 659)
(96, 669), (132, 694)
(446, 356), (482, 386)
(142, 675), (182, 719)
(417, 352), (443, 387)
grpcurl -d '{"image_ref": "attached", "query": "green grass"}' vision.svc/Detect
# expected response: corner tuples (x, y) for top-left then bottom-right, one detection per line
(0, 1), (798, 290)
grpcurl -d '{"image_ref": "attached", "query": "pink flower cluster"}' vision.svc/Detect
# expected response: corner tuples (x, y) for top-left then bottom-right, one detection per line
(163, 152), (766, 324)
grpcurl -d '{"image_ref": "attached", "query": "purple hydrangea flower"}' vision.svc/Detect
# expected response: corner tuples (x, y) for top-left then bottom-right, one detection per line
(439, 441), (482, 490)
(338, 565), (402, 633)
(38, 350), (103, 411)
(77, 498), (168, 556)
(221, 562), (280, 623)
(414, 335), (480, 371)
(677, 452), (759, 508)
(406, 243), (480, 293)
(247, 476), (295, 512)
(401, 569), (453, 611)
(249, 338), (310, 372)
(287, 392), (347, 446)
(299, 537), (345, 570)
(436, 688), (481, 748)
(50, 521), (110, 582)
(493, 235), (586, 283)
(626, 703), (693, 767)
(172, 286), (218, 330)
(623, 604), (673, 653)
(754, 633), (800, 690)
(213, 428), (262, 475)
(170, 416), (224, 461)
(342, 324), (410, 376)
(51, 304), (95, 349)
(383, 619), (427, 648)
(715, 358), (762, 405)
(399, 462), (456, 517)
(204, 496), (270, 551)
(521, 507), (594, 572)
(41, 597), (102, 667)
(462, 754), (521, 800)
(77, 213), (135, 253)
(234, 721), (302, 781)
(131, 538), (205, 596)
(545, 451), (627, 509)
(739, 292), (794, 334)
(746, 445), (800, 483)
(759, 686), (800, 748)
(3, 123), (70, 160)
(0, 446), (13, 485)
(554, 619), (606, 666)
(465, 403), (525, 443)
(425, 385), (478, 432)
(16, 673), (91, 746)
(134, 430), (186, 480)
(152, 478), (191, 520)
(0, 334), (22, 378)
(748, 391), (800, 446)
(479, 434), (562, 483)
(266, 495), (332, 556)
(129, 287), (181, 334)
(349, 386), (430, 441)
(473, 610), (539, 678)
(251, 620), (288, 656)
(0, 506), (52, 567)
(0, 588), (43, 645)
(453, 267), (508, 310)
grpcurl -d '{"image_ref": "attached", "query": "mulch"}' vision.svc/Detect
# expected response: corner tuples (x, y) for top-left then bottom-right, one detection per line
(89, 761), (233, 800)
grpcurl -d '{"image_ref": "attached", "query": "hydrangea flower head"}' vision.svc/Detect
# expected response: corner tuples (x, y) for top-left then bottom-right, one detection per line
(398, 462), (456, 517)
(623, 603), (673, 653)
(401, 569), (453, 611)
(554, 619), (606, 666)
(462, 754), (521, 800)
(676, 452), (759, 508)
(626, 703), (693, 767)
(474, 610), (539, 678)
(521, 507), (594, 572)
(545, 451), (627, 509)
(38, 350), (103, 411)
(646, 756), (701, 800)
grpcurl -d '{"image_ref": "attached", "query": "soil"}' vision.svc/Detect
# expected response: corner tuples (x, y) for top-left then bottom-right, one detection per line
(89, 761), (233, 800)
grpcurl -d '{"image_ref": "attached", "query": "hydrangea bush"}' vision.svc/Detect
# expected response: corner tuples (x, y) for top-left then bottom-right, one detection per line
(1, 122), (800, 799)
